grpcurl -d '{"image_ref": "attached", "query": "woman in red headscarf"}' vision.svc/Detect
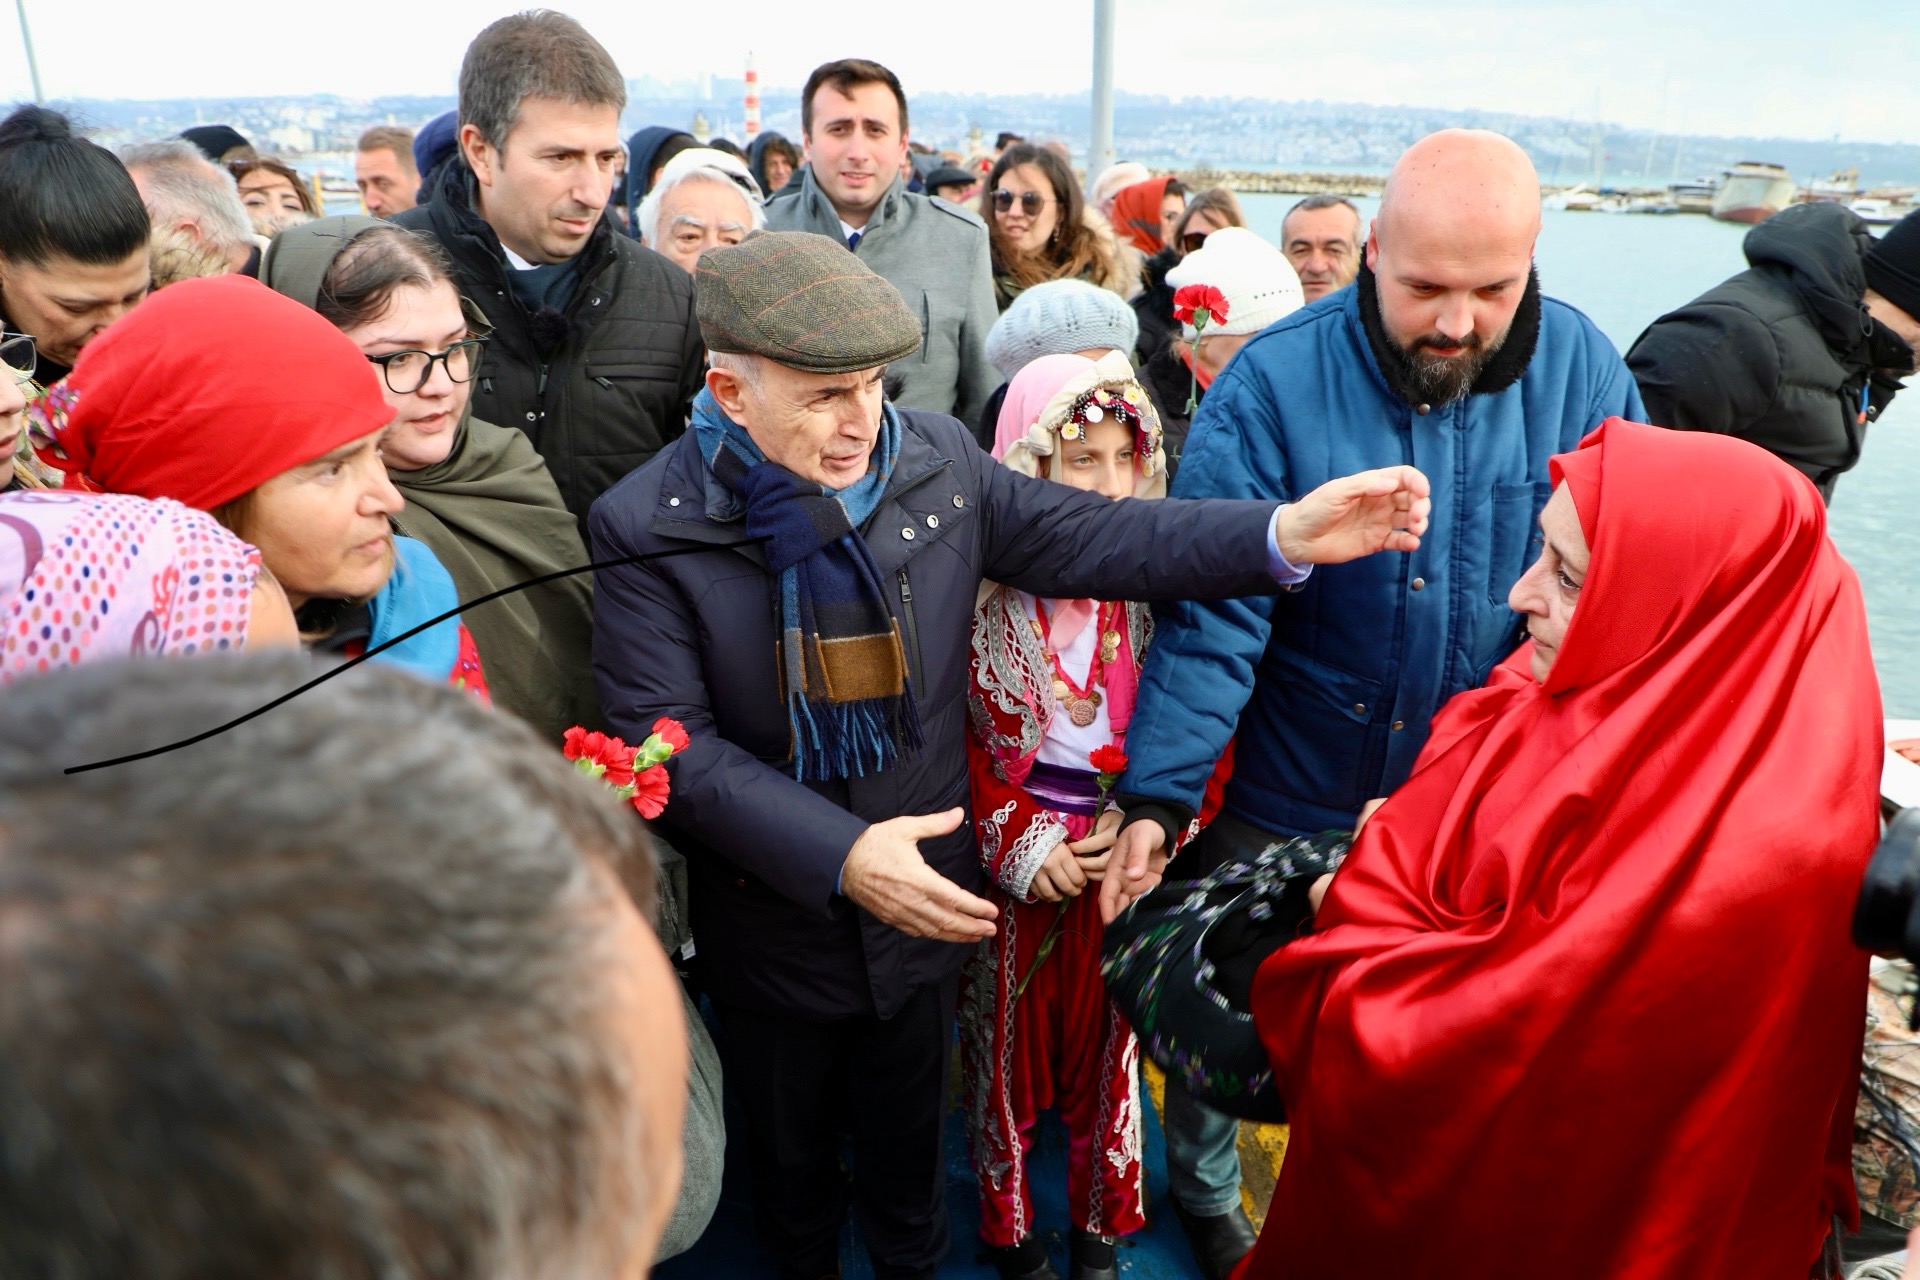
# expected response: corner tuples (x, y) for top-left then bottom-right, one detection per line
(1240, 419), (1882, 1279)
(29, 274), (487, 693)
(1106, 176), (1184, 256)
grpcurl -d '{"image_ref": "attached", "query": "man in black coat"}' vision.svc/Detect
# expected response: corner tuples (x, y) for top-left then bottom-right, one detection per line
(590, 231), (1432, 1280)
(1628, 202), (1920, 502)
(394, 12), (706, 525)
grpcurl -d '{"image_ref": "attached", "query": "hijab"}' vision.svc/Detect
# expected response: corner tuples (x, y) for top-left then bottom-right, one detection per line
(1243, 419), (1883, 1279)
(262, 217), (599, 740)
(1, 490), (261, 682)
(1108, 177), (1171, 255)
(32, 274), (392, 510)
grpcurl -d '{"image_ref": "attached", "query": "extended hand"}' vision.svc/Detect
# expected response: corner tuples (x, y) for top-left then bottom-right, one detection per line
(1276, 466), (1432, 565)
(842, 809), (999, 942)
(1099, 818), (1170, 923)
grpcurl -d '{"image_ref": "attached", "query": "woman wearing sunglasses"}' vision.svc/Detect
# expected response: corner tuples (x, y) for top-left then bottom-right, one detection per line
(983, 144), (1139, 312)
(1, 332), (38, 492)
(33, 273), (487, 695)
(264, 216), (596, 740)
(1133, 187), (1248, 368)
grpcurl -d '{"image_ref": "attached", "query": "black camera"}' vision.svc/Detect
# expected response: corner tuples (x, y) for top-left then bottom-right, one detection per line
(1854, 806), (1920, 968)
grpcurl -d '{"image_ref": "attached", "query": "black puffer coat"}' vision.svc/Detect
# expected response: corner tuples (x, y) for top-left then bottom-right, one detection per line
(395, 161), (706, 524)
(1627, 202), (1912, 501)
(589, 408), (1282, 1020)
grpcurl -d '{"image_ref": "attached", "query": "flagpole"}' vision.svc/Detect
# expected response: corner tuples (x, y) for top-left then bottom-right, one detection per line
(1088, 0), (1115, 190)
(14, 0), (43, 103)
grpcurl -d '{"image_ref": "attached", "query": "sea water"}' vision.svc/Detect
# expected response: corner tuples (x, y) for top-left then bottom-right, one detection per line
(1239, 193), (1920, 713)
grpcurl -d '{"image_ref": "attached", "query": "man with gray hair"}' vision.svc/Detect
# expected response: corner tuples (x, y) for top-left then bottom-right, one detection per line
(1281, 193), (1363, 302)
(120, 137), (261, 287)
(590, 230), (1432, 1279)
(396, 9), (704, 525)
(0, 653), (690, 1279)
(637, 147), (767, 276)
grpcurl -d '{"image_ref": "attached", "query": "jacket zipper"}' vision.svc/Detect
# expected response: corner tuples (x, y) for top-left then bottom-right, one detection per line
(897, 568), (926, 700)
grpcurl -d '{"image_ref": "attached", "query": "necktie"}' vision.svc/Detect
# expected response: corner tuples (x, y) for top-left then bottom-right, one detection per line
(848, 230), (862, 251)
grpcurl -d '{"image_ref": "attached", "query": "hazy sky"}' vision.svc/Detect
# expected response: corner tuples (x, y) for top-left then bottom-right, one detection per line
(0, 0), (1909, 145)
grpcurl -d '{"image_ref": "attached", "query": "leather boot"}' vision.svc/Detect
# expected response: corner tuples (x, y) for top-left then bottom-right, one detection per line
(1068, 1228), (1119, 1280)
(1170, 1198), (1258, 1280)
(983, 1233), (1061, 1280)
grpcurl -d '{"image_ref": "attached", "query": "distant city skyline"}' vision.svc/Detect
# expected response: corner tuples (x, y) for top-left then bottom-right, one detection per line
(2, 0), (1911, 147)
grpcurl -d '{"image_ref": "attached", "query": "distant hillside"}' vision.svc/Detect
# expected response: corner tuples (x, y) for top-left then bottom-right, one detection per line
(43, 88), (1920, 189)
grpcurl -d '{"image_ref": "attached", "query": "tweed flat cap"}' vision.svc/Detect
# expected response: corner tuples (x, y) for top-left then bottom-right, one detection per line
(696, 231), (923, 373)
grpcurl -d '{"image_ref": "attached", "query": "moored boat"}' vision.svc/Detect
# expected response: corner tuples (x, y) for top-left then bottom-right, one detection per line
(1711, 161), (1797, 224)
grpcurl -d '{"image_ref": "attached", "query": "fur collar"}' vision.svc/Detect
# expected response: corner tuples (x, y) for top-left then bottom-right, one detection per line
(1356, 262), (1542, 406)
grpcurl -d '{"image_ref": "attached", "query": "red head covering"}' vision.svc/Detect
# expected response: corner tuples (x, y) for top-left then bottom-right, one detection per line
(1108, 176), (1171, 254)
(37, 274), (393, 511)
(1244, 419), (1882, 1279)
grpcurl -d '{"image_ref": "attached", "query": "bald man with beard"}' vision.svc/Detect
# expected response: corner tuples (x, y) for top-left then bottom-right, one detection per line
(1095, 130), (1645, 1280)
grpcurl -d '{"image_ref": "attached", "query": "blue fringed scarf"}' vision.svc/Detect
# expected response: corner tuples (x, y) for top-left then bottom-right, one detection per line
(691, 388), (924, 781)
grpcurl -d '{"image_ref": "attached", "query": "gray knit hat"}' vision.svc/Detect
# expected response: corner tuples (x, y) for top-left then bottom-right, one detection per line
(985, 278), (1140, 382)
(695, 231), (922, 373)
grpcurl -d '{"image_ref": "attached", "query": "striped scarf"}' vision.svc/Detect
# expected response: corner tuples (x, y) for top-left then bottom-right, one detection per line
(691, 388), (923, 781)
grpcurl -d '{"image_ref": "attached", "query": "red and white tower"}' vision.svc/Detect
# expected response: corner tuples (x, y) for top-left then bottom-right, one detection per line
(744, 52), (761, 139)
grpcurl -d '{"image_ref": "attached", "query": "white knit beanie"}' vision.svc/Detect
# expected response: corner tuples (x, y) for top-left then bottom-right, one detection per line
(1165, 227), (1304, 339)
(984, 279), (1141, 383)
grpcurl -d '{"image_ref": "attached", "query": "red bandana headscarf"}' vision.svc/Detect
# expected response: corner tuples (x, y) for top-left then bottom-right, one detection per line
(35, 274), (393, 511)
(1108, 177), (1171, 255)
(1243, 419), (1882, 1280)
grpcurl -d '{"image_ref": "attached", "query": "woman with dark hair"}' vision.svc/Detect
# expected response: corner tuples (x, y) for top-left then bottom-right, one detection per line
(229, 156), (318, 238)
(262, 215), (596, 739)
(748, 131), (801, 200)
(31, 273), (487, 693)
(1133, 186), (1247, 365)
(984, 143), (1138, 311)
(0, 105), (151, 387)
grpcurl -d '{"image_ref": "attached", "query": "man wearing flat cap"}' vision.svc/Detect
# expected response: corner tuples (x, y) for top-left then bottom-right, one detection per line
(589, 230), (1431, 1279)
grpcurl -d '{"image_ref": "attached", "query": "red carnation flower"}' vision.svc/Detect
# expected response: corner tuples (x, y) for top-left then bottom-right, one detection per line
(1171, 283), (1231, 328)
(631, 763), (672, 819)
(564, 726), (637, 788)
(1089, 744), (1130, 776)
(651, 717), (691, 754)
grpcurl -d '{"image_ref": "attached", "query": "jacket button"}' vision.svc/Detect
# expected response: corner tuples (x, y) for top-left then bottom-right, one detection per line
(669, 497), (682, 507)
(926, 514), (940, 529)
(902, 527), (915, 540)
(1353, 703), (1368, 716)
(952, 494), (965, 508)
(1392, 719), (1405, 731)
(1411, 576), (1425, 591)
(1416, 403), (1431, 415)
(525, 411), (537, 422)
(733, 877), (746, 889)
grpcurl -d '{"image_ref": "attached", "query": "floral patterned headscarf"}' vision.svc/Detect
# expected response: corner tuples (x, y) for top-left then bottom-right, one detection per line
(0, 490), (263, 683)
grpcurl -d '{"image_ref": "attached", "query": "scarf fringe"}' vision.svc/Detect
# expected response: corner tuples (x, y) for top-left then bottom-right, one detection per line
(789, 687), (926, 782)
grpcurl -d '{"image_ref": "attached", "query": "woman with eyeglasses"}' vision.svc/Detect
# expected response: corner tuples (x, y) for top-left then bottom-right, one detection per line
(1133, 186), (1248, 368)
(31, 273), (488, 696)
(264, 216), (596, 739)
(983, 144), (1139, 312)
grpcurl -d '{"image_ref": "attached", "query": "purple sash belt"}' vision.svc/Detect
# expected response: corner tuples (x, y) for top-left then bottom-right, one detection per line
(1023, 761), (1103, 818)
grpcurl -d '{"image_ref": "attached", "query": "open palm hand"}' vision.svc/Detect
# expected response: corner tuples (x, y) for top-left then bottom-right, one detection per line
(1275, 465), (1432, 565)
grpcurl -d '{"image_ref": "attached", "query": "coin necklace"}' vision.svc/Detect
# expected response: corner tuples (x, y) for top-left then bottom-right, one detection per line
(1033, 600), (1123, 728)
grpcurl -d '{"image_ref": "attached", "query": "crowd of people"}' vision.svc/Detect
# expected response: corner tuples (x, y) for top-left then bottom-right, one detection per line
(4, 9), (1920, 1280)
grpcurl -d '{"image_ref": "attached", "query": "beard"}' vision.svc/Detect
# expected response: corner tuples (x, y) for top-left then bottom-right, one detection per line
(1389, 325), (1510, 405)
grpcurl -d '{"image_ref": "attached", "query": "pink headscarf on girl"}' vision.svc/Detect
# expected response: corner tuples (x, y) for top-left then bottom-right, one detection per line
(0, 491), (263, 683)
(990, 351), (1166, 729)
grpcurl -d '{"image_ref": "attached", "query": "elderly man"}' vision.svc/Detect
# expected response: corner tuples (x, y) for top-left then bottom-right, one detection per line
(0, 655), (689, 1279)
(1100, 130), (1645, 1280)
(355, 124), (419, 219)
(120, 138), (262, 286)
(1281, 194), (1364, 303)
(590, 230), (1431, 1280)
(637, 149), (767, 274)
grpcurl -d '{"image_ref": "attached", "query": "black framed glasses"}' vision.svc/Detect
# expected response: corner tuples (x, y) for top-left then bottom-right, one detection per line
(366, 337), (487, 395)
(990, 189), (1051, 216)
(0, 331), (35, 377)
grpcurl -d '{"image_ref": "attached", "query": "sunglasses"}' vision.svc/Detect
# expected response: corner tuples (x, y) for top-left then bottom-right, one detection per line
(991, 189), (1052, 216)
(0, 331), (35, 378)
(1181, 230), (1211, 254)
